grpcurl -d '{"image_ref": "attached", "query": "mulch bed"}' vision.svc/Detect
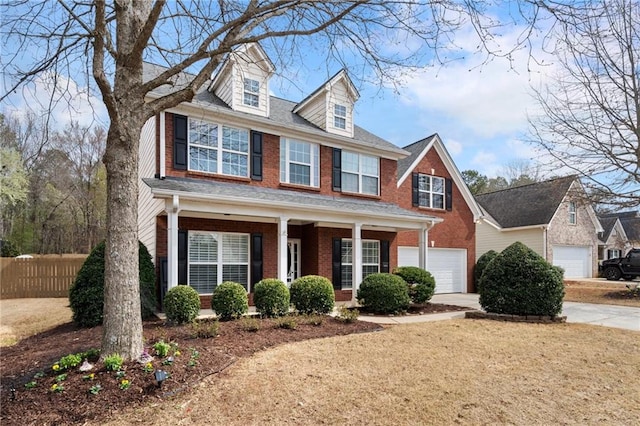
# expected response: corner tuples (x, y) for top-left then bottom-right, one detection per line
(357, 303), (472, 316)
(605, 289), (640, 300)
(0, 303), (463, 425)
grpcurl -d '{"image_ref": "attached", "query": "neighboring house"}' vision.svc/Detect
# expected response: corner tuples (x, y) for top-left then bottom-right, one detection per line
(475, 176), (603, 278)
(138, 43), (443, 308)
(395, 134), (483, 293)
(598, 211), (640, 260)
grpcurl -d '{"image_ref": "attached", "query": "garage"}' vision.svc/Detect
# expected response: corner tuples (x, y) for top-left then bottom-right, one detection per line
(398, 247), (466, 293)
(552, 245), (592, 278)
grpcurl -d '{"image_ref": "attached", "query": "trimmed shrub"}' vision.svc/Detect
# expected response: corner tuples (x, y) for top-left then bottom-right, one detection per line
(475, 250), (499, 291)
(69, 240), (156, 328)
(290, 275), (335, 314)
(479, 242), (565, 316)
(357, 273), (410, 314)
(253, 278), (290, 317)
(393, 266), (436, 303)
(164, 285), (201, 324)
(211, 281), (248, 320)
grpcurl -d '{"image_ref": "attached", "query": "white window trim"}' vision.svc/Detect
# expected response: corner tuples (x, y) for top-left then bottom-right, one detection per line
(341, 151), (380, 196)
(334, 104), (347, 130)
(243, 78), (260, 108)
(568, 202), (577, 225)
(188, 118), (250, 177)
(418, 174), (445, 210)
(280, 138), (320, 187)
(341, 239), (380, 289)
(188, 231), (250, 294)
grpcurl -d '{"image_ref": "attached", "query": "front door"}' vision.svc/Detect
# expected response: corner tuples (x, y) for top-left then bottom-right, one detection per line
(287, 239), (301, 284)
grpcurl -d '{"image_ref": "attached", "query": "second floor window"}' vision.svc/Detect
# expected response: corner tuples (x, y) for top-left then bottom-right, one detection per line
(342, 151), (379, 195)
(280, 138), (319, 187)
(568, 202), (577, 224)
(189, 118), (249, 177)
(417, 174), (445, 209)
(243, 78), (260, 107)
(334, 104), (346, 129)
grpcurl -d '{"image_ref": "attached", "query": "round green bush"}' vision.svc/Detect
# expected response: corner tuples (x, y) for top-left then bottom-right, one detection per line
(290, 275), (335, 314)
(479, 242), (565, 316)
(163, 285), (201, 324)
(253, 278), (290, 317)
(357, 273), (410, 314)
(211, 281), (248, 320)
(69, 240), (157, 327)
(393, 266), (436, 303)
(475, 250), (498, 291)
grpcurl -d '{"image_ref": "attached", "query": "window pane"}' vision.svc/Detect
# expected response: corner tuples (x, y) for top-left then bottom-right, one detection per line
(432, 177), (444, 194)
(335, 104), (346, 117)
(289, 140), (310, 164)
(189, 147), (217, 173)
(341, 240), (353, 263)
(312, 144), (319, 187)
(189, 265), (217, 294)
(341, 265), (352, 289)
(289, 163), (310, 185)
(342, 151), (359, 173)
(418, 192), (430, 208)
(334, 116), (346, 129)
(223, 265), (248, 289)
(189, 120), (217, 147)
(244, 78), (259, 93)
(222, 234), (249, 263)
(432, 194), (444, 209)
(418, 175), (430, 191)
(222, 126), (249, 152)
(222, 151), (248, 176)
(362, 265), (378, 280)
(361, 155), (379, 176)
(189, 233), (218, 262)
(362, 176), (379, 195)
(362, 241), (379, 264)
(342, 172), (359, 192)
(280, 139), (286, 182)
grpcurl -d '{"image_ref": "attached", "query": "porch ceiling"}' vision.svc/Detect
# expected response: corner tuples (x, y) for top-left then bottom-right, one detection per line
(144, 176), (441, 231)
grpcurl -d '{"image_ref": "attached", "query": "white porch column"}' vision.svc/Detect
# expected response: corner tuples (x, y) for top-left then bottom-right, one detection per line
(352, 222), (363, 303)
(277, 216), (289, 283)
(418, 225), (428, 270)
(166, 195), (180, 290)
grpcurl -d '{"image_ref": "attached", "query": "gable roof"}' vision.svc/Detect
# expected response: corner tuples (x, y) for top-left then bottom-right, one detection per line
(396, 133), (483, 221)
(209, 42), (275, 91)
(475, 175), (577, 228)
(293, 69), (359, 113)
(597, 216), (619, 242)
(600, 211), (640, 242)
(142, 62), (407, 158)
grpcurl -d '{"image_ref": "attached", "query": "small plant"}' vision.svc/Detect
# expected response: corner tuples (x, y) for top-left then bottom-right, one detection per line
(357, 273), (411, 314)
(290, 275), (335, 314)
(275, 316), (298, 330)
(298, 314), (324, 326)
(89, 384), (102, 395)
(335, 305), (359, 323)
(24, 381), (37, 389)
(153, 340), (172, 357)
(254, 278), (290, 317)
(50, 383), (64, 393)
(163, 285), (201, 324)
(190, 318), (219, 338)
(55, 373), (68, 382)
(116, 370), (126, 378)
(81, 348), (101, 361)
(188, 348), (200, 367)
(211, 281), (249, 320)
(33, 372), (45, 379)
(240, 317), (260, 332)
(58, 353), (83, 370)
(162, 356), (174, 366)
(82, 373), (95, 381)
(52, 364), (61, 372)
(143, 362), (154, 373)
(103, 353), (124, 371)
(119, 379), (131, 390)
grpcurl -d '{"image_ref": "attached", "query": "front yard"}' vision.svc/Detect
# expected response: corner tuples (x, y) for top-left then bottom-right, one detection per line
(564, 279), (640, 307)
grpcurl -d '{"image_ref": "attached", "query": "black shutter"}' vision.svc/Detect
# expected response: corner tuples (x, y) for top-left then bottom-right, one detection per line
(332, 148), (342, 191)
(445, 178), (453, 211)
(178, 230), (188, 285)
(412, 173), (420, 207)
(250, 233), (263, 291)
(380, 240), (390, 273)
(332, 237), (342, 290)
(250, 131), (263, 181)
(173, 114), (188, 170)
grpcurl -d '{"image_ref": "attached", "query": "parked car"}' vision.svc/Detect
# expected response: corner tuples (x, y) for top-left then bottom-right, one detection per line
(601, 248), (640, 281)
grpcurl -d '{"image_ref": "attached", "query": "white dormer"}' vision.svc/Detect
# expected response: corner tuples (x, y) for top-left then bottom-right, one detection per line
(294, 69), (359, 138)
(209, 43), (275, 117)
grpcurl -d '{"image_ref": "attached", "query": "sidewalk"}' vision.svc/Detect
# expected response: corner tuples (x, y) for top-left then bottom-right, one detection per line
(356, 293), (640, 331)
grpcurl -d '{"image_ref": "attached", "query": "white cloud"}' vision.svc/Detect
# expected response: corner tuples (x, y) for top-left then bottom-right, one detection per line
(444, 138), (463, 155)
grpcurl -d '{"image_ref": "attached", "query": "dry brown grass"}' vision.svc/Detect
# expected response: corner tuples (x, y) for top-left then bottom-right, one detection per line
(100, 320), (640, 426)
(564, 279), (640, 307)
(0, 298), (72, 346)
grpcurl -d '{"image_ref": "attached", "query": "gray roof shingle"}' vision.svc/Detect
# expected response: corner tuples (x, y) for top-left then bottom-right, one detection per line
(600, 211), (640, 242)
(397, 134), (438, 179)
(597, 216), (618, 242)
(475, 176), (577, 228)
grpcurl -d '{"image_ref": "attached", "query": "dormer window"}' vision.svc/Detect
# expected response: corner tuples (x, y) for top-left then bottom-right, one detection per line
(243, 78), (260, 107)
(334, 104), (347, 129)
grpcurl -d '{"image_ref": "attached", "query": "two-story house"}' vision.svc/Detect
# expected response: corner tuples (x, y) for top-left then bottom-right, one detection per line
(138, 43), (444, 308)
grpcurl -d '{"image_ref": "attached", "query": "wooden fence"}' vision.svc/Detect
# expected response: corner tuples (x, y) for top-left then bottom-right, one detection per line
(0, 256), (87, 299)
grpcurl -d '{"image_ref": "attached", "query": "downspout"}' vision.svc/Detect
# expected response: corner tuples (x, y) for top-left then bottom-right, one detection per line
(159, 112), (166, 178)
(542, 225), (548, 260)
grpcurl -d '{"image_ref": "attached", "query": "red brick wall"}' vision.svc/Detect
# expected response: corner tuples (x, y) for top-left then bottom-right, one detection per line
(397, 148), (476, 292)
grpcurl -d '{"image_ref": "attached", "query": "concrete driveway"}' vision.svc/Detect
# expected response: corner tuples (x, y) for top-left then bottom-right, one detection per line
(430, 294), (640, 332)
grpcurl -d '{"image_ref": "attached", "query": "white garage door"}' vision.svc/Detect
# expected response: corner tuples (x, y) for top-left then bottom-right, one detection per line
(552, 245), (591, 278)
(398, 247), (466, 293)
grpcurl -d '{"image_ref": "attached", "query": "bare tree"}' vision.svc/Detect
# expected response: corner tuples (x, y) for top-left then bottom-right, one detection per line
(528, 0), (640, 207)
(1, 1), (549, 360)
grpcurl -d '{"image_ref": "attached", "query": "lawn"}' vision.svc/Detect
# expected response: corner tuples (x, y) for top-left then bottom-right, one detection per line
(564, 279), (640, 307)
(99, 319), (640, 426)
(0, 298), (72, 346)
